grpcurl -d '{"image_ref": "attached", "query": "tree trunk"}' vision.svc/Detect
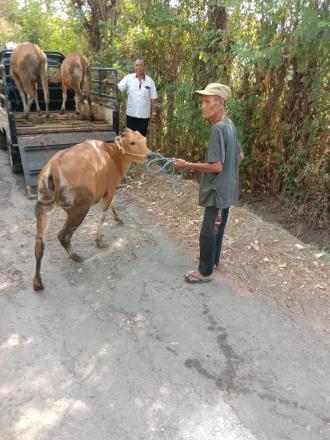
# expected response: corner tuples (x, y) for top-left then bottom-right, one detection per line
(70, 0), (120, 52)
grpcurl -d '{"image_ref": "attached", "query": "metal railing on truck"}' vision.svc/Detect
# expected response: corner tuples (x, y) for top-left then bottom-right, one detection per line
(88, 67), (120, 135)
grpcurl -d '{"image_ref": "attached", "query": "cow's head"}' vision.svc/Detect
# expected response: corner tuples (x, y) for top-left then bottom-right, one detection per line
(49, 64), (62, 84)
(115, 128), (155, 163)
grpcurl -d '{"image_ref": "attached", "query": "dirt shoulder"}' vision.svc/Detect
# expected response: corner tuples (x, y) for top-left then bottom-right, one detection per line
(121, 166), (330, 336)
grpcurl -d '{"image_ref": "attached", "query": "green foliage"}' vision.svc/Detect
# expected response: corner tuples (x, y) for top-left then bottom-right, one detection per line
(0, 0), (20, 47)
(0, 0), (88, 55)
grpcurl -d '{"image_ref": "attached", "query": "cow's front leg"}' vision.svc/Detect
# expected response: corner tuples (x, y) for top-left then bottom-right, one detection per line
(58, 209), (89, 260)
(96, 197), (111, 248)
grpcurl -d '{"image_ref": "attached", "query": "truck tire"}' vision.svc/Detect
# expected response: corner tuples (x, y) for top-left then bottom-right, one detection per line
(10, 157), (23, 174)
(0, 130), (7, 150)
(11, 162), (23, 174)
(8, 144), (23, 174)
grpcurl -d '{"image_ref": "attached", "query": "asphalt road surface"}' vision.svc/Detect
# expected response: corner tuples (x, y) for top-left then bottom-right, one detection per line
(1, 149), (329, 440)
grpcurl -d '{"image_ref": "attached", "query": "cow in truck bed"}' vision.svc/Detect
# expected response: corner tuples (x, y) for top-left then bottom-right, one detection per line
(50, 52), (93, 120)
(11, 42), (49, 119)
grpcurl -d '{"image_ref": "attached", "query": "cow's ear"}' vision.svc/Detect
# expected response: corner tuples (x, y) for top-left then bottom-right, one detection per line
(122, 128), (133, 135)
(115, 136), (125, 153)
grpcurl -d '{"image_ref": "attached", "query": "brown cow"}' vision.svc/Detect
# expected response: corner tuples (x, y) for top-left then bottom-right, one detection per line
(33, 129), (155, 291)
(50, 52), (93, 119)
(11, 42), (49, 118)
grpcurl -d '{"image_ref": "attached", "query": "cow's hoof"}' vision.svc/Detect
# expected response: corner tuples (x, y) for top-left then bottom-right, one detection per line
(96, 239), (107, 248)
(45, 113), (50, 118)
(60, 110), (65, 115)
(33, 277), (44, 291)
(70, 253), (83, 262)
(115, 218), (123, 225)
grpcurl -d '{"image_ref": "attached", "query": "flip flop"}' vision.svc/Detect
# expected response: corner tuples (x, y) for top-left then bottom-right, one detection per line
(184, 271), (213, 284)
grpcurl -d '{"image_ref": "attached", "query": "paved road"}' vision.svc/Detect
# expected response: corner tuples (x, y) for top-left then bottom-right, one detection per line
(1, 149), (329, 440)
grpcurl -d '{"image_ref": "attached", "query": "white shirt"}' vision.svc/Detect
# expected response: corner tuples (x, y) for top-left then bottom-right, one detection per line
(117, 73), (158, 119)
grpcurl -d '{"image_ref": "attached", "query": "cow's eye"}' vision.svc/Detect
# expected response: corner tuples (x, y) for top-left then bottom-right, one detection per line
(130, 141), (136, 146)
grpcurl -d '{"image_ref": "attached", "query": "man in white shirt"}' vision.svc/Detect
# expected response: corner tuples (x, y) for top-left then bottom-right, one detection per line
(104, 59), (157, 136)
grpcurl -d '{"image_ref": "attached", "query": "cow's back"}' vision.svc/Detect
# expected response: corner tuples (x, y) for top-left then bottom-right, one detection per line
(11, 42), (47, 82)
(42, 141), (115, 207)
(61, 53), (88, 88)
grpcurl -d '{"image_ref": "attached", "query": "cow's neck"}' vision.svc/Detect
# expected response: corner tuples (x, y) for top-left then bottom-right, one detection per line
(108, 145), (132, 181)
(119, 156), (132, 178)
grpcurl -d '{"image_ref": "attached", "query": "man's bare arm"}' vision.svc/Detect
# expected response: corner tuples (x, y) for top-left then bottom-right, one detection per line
(173, 159), (222, 173)
(102, 79), (118, 90)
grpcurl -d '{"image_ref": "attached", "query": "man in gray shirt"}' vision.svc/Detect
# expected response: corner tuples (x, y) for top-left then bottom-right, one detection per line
(173, 83), (244, 283)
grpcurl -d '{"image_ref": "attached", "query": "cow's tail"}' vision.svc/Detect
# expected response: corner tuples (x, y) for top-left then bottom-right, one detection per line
(35, 163), (56, 217)
(83, 63), (93, 120)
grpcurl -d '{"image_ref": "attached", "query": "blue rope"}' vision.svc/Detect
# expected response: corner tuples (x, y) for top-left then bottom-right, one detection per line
(146, 155), (186, 196)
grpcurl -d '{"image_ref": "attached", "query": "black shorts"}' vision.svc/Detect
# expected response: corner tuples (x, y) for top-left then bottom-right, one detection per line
(126, 115), (150, 137)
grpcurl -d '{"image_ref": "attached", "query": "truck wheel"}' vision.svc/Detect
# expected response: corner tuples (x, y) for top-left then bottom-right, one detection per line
(11, 162), (23, 174)
(0, 130), (8, 150)
(8, 145), (23, 174)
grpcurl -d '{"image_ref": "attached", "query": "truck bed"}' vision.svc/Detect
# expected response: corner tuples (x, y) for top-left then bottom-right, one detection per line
(15, 109), (117, 198)
(15, 111), (113, 135)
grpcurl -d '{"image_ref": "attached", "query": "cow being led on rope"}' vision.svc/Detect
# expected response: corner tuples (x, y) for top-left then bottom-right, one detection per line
(33, 129), (157, 291)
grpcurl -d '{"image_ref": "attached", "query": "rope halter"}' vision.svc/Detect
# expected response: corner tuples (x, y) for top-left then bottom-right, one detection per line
(114, 135), (149, 160)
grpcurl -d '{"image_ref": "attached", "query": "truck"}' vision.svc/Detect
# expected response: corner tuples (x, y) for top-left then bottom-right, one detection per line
(0, 48), (119, 198)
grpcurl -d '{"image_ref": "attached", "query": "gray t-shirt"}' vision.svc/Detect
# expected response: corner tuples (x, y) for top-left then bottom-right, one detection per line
(199, 117), (242, 208)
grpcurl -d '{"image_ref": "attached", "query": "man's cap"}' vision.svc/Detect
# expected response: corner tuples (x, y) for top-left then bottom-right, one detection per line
(194, 83), (231, 101)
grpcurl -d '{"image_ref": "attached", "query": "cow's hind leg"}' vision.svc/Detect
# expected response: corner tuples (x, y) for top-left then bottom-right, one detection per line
(57, 208), (89, 261)
(24, 80), (38, 117)
(32, 81), (41, 114)
(33, 202), (53, 291)
(73, 87), (83, 116)
(60, 85), (67, 114)
(83, 71), (94, 121)
(96, 198), (112, 248)
(13, 74), (28, 116)
(111, 202), (123, 224)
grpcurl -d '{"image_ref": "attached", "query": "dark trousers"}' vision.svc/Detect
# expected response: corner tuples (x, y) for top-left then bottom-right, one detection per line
(126, 115), (149, 137)
(198, 206), (230, 276)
